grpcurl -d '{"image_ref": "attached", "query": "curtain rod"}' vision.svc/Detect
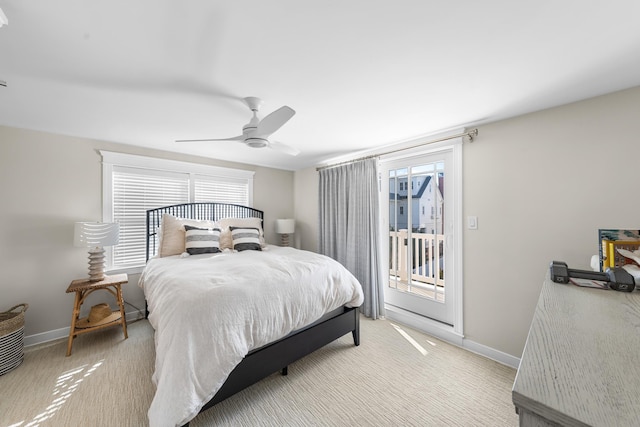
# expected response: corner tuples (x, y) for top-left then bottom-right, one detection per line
(316, 128), (478, 172)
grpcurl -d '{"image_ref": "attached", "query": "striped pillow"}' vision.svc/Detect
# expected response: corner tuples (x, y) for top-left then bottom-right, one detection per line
(184, 225), (222, 255)
(230, 227), (262, 252)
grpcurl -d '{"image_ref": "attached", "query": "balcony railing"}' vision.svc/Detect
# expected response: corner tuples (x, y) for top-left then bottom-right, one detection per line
(389, 230), (445, 288)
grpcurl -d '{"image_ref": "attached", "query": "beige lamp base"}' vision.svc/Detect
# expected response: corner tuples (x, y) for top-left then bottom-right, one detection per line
(87, 247), (106, 281)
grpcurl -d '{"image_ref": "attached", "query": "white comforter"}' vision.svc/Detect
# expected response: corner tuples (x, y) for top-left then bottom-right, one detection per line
(139, 246), (364, 427)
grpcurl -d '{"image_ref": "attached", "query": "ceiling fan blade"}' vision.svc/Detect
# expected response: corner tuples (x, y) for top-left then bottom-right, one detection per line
(176, 135), (244, 143)
(269, 140), (300, 156)
(255, 106), (295, 137)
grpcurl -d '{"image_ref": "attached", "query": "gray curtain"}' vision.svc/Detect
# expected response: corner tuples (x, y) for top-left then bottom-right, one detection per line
(319, 158), (385, 319)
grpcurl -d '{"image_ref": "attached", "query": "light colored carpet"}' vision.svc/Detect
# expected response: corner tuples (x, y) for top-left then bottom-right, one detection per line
(0, 317), (518, 426)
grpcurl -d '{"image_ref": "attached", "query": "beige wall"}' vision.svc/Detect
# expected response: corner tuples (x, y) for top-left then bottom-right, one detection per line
(294, 85), (640, 358)
(0, 126), (293, 339)
(464, 85), (640, 357)
(293, 166), (319, 251)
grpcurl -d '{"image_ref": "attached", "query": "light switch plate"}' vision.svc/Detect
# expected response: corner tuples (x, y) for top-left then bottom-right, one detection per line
(467, 216), (478, 230)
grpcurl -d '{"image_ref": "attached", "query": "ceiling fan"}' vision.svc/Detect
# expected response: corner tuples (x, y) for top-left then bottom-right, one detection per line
(176, 97), (299, 156)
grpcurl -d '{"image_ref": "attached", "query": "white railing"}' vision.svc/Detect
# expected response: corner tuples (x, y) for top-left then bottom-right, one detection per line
(389, 230), (445, 287)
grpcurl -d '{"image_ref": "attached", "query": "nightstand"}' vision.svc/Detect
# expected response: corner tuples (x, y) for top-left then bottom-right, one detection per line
(66, 273), (128, 356)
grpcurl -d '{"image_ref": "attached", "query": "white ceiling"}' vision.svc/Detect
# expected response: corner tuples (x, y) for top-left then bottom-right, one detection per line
(1, 1), (640, 171)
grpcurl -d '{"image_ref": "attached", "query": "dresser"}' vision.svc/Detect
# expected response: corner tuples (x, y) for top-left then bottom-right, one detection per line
(512, 275), (640, 426)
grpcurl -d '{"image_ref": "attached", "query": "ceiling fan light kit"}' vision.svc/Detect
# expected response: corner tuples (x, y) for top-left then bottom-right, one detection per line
(245, 138), (268, 148)
(176, 97), (299, 156)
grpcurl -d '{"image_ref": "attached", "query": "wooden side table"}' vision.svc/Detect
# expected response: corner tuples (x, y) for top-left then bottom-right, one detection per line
(66, 273), (128, 356)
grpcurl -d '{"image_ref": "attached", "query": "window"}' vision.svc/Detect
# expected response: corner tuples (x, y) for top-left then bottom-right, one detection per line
(101, 151), (254, 272)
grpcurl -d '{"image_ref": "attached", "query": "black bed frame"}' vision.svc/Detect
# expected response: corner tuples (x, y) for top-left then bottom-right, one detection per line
(145, 203), (360, 426)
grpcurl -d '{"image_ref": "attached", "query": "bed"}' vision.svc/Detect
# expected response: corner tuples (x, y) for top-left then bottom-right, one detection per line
(140, 202), (364, 427)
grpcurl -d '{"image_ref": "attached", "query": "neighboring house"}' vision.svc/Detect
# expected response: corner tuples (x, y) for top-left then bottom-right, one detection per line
(389, 173), (444, 234)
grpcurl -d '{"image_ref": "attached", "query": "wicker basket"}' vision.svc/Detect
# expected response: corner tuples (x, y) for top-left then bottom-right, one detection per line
(0, 303), (28, 376)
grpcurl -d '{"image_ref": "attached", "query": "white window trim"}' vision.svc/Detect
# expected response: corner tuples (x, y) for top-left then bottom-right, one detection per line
(101, 151), (255, 275)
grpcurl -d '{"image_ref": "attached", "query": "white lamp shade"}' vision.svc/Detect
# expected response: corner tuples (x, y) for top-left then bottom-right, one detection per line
(275, 219), (295, 234)
(74, 222), (120, 247)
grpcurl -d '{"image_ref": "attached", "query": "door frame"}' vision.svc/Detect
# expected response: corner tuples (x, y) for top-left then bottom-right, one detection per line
(379, 136), (464, 339)
(382, 150), (453, 324)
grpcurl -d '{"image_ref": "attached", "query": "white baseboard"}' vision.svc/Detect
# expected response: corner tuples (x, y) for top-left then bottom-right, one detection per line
(385, 305), (520, 369)
(463, 338), (521, 369)
(24, 311), (146, 348)
(24, 325), (70, 347)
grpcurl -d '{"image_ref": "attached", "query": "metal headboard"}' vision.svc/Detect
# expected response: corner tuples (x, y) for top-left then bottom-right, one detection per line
(146, 202), (264, 261)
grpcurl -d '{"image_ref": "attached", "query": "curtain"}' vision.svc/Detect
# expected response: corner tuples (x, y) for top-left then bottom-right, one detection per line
(319, 158), (385, 319)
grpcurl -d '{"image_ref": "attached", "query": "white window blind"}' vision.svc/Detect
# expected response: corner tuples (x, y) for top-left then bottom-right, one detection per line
(194, 175), (249, 204)
(101, 151), (254, 271)
(112, 167), (190, 269)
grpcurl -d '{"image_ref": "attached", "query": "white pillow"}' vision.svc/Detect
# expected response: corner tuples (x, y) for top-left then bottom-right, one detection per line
(159, 214), (217, 257)
(218, 217), (265, 250)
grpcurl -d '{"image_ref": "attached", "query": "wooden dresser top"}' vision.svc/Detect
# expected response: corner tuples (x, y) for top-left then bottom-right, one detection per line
(512, 275), (640, 426)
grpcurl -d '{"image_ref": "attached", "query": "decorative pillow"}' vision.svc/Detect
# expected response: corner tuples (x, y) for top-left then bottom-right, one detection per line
(219, 217), (265, 250)
(229, 226), (262, 251)
(159, 214), (217, 257)
(184, 225), (222, 255)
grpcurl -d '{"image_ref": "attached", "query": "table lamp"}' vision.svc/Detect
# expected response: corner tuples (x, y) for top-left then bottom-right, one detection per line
(74, 222), (120, 281)
(275, 219), (295, 247)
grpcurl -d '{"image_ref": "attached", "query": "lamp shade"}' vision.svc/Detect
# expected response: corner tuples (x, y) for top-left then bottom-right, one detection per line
(74, 222), (120, 247)
(275, 219), (295, 234)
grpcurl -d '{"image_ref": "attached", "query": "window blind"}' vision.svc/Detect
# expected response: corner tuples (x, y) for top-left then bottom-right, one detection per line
(194, 175), (249, 205)
(109, 167), (251, 270)
(112, 167), (190, 269)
